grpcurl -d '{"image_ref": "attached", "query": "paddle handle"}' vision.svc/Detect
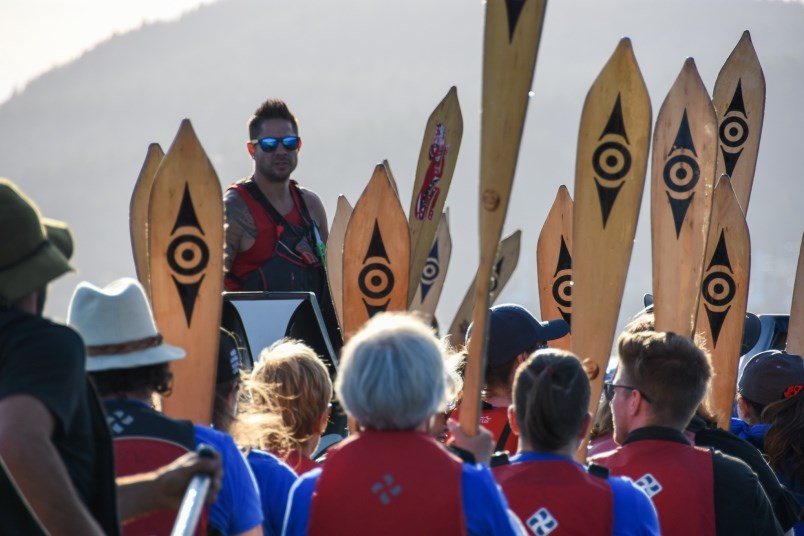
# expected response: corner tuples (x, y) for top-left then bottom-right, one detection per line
(170, 445), (216, 536)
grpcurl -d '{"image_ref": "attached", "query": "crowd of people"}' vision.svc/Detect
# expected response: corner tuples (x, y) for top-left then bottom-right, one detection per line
(1, 97), (803, 535)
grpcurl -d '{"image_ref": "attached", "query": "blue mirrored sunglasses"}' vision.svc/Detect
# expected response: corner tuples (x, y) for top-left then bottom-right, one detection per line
(250, 136), (301, 152)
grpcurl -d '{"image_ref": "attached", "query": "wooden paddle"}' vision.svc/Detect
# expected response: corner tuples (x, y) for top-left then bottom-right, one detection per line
(326, 195), (353, 331)
(409, 209), (452, 326)
(129, 143), (164, 302)
(148, 120), (223, 425)
(788, 234), (804, 355)
(461, 0), (547, 436)
(447, 229), (522, 349)
(571, 38), (652, 455)
(713, 31), (765, 214)
(537, 185), (573, 351)
(341, 163), (410, 341)
(651, 58), (717, 337)
(696, 176), (750, 430)
(407, 87), (463, 306)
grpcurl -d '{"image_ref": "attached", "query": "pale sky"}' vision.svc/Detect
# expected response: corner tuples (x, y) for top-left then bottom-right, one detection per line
(0, 0), (213, 103)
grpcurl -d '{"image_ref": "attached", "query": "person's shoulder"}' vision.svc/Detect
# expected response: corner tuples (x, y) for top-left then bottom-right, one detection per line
(247, 448), (296, 476)
(0, 311), (84, 361)
(192, 425), (239, 454)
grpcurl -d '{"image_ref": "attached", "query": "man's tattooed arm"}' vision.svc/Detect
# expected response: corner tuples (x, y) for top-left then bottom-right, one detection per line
(223, 189), (257, 272)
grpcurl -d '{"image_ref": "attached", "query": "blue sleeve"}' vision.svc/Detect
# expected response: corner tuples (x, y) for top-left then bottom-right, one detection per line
(247, 450), (298, 536)
(282, 468), (321, 536)
(194, 426), (263, 534)
(461, 463), (522, 536)
(609, 475), (660, 536)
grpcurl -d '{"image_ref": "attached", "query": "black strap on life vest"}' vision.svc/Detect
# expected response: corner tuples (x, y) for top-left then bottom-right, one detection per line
(587, 463), (610, 480)
(243, 179), (317, 243)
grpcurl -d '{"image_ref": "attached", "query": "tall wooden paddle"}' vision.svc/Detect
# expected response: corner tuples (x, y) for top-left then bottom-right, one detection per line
(149, 120), (223, 425)
(407, 87), (463, 306)
(461, 0), (547, 436)
(572, 38), (652, 456)
(447, 230), (522, 349)
(326, 195), (353, 331)
(788, 234), (804, 355)
(713, 31), (765, 214)
(130, 143), (164, 302)
(537, 185), (573, 351)
(341, 163), (410, 341)
(696, 176), (750, 430)
(409, 209), (452, 325)
(651, 58), (717, 337)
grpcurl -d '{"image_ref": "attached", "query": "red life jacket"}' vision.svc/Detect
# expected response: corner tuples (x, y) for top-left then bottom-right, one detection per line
(284, 450), (321, 476)
(449, 404), (518, 454)
(493, 456), (613, 534)
(307, 430), (466, 536)
(593, 439), (716, 535)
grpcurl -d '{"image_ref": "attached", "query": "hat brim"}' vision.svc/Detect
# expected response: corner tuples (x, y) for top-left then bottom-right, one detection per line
(43, 218), (74, 261)
(0, 241), (73, 303)
(86, 343), (185, 372)
(537, 319), (570, 341)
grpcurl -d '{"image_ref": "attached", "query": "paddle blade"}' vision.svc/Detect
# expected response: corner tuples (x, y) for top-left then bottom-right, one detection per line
(409, 209), (452, 324)
(130, 143), (164, 302)
(342, 163), (410, 341)
(713, 31), (765, 214)
(697, 177), (751, 430)
(537, 185), (574, 351)
(326, 195), (353, 331)
(651, 58), (717, 337)
(788, 234), (804, 355)
(148, 120), (223, 425)
(408, 88), (463, 305)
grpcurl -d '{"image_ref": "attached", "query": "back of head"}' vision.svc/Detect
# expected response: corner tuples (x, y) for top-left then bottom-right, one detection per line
(617, 330), (711, 430)
(249, 98), (299, 138)
(739, 350), (804, 411)
(249, 339), (332, 448)
(513, 349), (590, 452)
(337, 312), (451, 431)
(759, 353), (804, 484)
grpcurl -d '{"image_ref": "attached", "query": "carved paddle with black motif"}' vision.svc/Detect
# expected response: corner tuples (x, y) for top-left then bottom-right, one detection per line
(651, 59), (717, 337)
(409, 209), (452, 325)
(341, 163), (410, 341)
(572, 38), (651, 450)
(326, 195), (353, 331)
(537, 185), (573, 351)
(788, 234), (804, 355)
(407, 87), (463, 306)
(148, 120), (223, 425)
(130, 143), (164, 302)
(696, 176), (750, 430)
(461, 0), (547, 436)
(713, 31), (765, 214)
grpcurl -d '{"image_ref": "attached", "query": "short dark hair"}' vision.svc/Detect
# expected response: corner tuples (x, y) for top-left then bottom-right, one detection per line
(248, 99), (299, 139)
(617, 331), (711, 430)
(513, 349), (590, 451)
(89, 363), (173, 399)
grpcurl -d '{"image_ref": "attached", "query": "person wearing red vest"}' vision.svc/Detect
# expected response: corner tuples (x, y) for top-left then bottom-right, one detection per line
(590, 330), (783, 535)
(224, 98), (341, 349)
(450, 304), (569, 454)
(282, 313), (523, 535)
(493, 349), (659, 535)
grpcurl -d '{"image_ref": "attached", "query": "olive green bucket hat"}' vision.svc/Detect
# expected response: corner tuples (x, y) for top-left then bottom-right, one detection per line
(0, 178), (74, 304)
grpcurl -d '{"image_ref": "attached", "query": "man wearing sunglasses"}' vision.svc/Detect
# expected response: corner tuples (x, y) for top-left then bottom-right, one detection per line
(591, 330), (782, 536)
(224, 99), (342, 348)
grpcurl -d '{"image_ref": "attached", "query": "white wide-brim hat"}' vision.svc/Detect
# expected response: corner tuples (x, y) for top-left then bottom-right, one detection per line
(67, 277), (185, 371)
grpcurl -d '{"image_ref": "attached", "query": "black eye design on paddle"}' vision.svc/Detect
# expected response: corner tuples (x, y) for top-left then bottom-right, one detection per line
(718, 79), (749, 178)
(701, 230), (736, 347)
(550, 236), (573, 326)
(358, 220), (394, 317)
(418, 239), (441, 301)
(166, 184), (209, 326)
(662, 109), (701, 238)
(592, 94), (632, 228)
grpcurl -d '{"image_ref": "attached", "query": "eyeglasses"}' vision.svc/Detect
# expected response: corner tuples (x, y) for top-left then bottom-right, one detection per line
(250, 136), (301, 152)
(603, 382), (652, 403)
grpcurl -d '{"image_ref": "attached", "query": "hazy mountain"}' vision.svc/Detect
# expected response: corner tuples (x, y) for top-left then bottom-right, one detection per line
(1, 0), (802, 337)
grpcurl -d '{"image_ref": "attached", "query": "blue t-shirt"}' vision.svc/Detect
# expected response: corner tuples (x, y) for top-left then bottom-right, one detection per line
(507, 452), (660, 536)
(194, 425), (263, 535)
(247, 449), (298, 536)
(281, 462), (520, 535)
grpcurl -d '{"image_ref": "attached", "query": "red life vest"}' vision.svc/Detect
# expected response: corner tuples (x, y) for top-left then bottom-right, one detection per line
(284, 450), (321, 476)
(593, 439), (716, 535)
(449, 404), (518, 454)
(493, 457), (612, 534)
(307, 430), (466, 536)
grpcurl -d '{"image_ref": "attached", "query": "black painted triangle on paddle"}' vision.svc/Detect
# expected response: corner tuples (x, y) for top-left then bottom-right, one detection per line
(171, 183), (205, 235)
(669, 109), (698, 158)
(594, 178), (624, 228)
(363, 220), (389, 262)
(362, 298), (390, 317)
(420, 240), (440, 300)
(705, 304), (731, 347)
(505, 0), (526, 42)
(559, 309), (572, 326)
(666, 192), (695, 238)
(708, 230), (733, 271)
(172, 274), (204, 326)
(727, 80), (747, 115)
(721, 147), (744, 178)
(599, 94), (629, 144)
(489, 257), (505, 292)
(554, 235), (573, 276)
